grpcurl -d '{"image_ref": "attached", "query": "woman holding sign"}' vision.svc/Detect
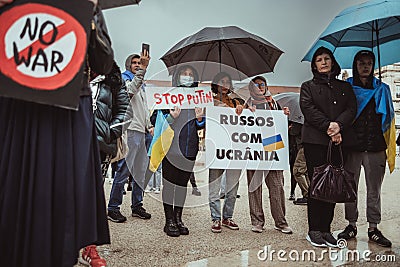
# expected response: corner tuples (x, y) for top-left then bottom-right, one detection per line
(300, 46), (356, 248)
(208, 72), (245, 233)
(150, 65), (205, 237)
(243, 76), (292, 234)
(0, 0), (111, 266)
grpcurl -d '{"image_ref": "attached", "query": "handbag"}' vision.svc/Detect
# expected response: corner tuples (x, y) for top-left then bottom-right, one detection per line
(110, 133), (128, 164)
(309, 141), (357, 203)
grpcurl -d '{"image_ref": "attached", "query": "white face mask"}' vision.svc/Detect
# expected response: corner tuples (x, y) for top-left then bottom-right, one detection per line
(179, 75), (194, 86)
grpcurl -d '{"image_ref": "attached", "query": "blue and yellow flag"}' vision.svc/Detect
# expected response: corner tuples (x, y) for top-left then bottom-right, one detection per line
(262, 134), (285, 152)
(348, 77), (396, 173)
(148, 110), (174, 172)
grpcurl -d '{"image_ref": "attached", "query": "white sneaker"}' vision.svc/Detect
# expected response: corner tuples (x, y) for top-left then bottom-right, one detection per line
(251, 225), (264, 233)
(274, 225), (293, 234)
(154, 188), (161, 194)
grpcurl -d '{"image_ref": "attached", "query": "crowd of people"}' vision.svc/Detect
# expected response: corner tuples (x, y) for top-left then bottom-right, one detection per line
(0, 0), (398, 266)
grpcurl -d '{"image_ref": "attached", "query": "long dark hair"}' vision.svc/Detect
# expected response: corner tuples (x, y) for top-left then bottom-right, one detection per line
(172, 65), (199, 87)
(352, 50), (375, 89)
(211, 72), (233, 94)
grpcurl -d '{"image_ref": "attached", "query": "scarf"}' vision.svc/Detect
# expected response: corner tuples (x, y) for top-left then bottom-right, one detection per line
(249, 85), (268, 105)
(348, 77), (396, 173)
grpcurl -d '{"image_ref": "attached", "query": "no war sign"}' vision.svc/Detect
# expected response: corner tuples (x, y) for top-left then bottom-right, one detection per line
(0, 0), (93, 109)
(146, 86), (214, 110)
(205, 106), (289, 170)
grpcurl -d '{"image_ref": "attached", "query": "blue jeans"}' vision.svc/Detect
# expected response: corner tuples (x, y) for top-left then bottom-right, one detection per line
(108, 130), (149, 211)
(208, 169), (241, 221)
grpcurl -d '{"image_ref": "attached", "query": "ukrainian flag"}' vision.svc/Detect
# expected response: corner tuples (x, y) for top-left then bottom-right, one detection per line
(148, 110), (174, 172)
(262, 134), (285, 151)
(348, 77), (396, 173)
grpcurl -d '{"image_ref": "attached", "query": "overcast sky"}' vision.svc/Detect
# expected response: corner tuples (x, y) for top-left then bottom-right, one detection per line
(103, 0), (366, 86)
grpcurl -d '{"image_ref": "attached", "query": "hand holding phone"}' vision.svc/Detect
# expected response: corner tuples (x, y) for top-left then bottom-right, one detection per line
(142, 43), (150, 55)
(140, 43), (150, 69)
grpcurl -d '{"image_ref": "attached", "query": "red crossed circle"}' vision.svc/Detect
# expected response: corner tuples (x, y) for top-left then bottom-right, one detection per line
(0, 3), (87, 90)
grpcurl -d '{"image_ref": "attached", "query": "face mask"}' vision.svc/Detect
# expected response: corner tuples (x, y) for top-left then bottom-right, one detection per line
(179, 75), (194, 86)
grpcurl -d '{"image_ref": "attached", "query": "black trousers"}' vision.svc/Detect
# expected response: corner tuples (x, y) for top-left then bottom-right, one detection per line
(303, 143), (347, 232)
(162, 155), (196, 208)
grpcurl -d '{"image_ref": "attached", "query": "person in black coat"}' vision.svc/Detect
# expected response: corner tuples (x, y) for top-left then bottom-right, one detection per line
(91, 61), (130, 177)
(150, 65), (205, 237)
(300, 46), (357, 248)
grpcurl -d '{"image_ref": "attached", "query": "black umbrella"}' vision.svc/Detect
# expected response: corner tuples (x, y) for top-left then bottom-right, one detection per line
(99, 0), (140, 10)
(161, 26), (283, 81)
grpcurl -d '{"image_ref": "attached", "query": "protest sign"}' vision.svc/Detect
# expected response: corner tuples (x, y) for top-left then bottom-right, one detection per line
(205, 106), (289, 170)
(0, 0), (92, 109)
(146, 86), (214, 110)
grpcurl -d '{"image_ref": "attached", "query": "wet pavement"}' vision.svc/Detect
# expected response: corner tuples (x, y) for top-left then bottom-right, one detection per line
(76, 153), (400, 266)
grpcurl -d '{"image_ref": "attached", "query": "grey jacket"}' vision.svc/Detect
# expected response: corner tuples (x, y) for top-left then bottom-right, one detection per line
(124, 69), (152, 133)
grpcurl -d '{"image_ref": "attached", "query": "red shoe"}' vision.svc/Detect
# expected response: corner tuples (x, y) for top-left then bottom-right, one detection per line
(211, 220), (222, 233)
(79, 245), (107, 267)
(222, 218), (239, 230)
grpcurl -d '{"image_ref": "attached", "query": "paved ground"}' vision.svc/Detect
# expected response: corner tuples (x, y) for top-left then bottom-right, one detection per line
(76, 153), (400, 266)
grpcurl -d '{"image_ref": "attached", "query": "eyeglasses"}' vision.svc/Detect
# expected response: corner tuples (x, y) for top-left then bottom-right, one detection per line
(254, 83), (266, 87)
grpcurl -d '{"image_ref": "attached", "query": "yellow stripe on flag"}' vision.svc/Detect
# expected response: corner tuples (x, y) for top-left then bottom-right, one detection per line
(384, 118), (396, 173)
(263, 141), (284, 152)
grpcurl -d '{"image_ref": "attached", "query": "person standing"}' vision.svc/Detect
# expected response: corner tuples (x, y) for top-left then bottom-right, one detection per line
(243, 76), (292, 234)
(292, 146), (309, 205)
(107, 51), (153, 222)
(208, 72), (244, 233)
(0, 1), (112, 266)
(338, 50), (394, 247)
(151, 65), (205, 237)
(300, 46), (357, 248)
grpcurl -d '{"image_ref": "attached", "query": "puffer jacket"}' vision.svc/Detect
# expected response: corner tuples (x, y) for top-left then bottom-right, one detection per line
(94, 82), (129, 156)
(352, 98), (386, 152)
(300, 77), (357, 147)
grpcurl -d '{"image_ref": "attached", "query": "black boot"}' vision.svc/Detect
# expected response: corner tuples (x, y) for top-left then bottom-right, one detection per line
(163, 204), (180, 237)
(174, 206), (189, 235)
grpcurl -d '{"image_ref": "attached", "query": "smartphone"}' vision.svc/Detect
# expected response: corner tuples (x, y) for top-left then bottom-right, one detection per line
(142, 43), (150, 54)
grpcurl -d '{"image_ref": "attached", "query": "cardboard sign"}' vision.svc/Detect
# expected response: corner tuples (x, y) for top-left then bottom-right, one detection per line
(0, 0), (92, 109)
(205, 106), (289, 170)
(146, 86), (214, 110)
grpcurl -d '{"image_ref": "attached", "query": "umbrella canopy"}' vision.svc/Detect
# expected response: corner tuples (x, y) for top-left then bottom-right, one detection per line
(99, 0), (140, 10)
(274, 92), (303, 124)
(161, 26), (283, 81)
(302, 0), (400, 72)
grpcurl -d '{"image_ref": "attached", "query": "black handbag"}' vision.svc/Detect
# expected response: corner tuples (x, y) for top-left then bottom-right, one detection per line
(309, 141), (357, 203)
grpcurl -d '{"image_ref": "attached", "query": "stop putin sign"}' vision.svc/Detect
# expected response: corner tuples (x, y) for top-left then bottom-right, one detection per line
(0, 1), (92, 109)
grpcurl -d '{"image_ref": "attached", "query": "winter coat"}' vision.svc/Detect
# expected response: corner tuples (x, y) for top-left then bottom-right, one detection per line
(300, 77), (357, 147)
(151, 109), (204, 159)
(352, 98), (386, 152)
(94, 82), (129, 156)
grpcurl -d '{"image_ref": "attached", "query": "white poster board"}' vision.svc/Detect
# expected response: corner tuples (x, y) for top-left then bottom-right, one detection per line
(205, 106), (289, 170)
(146, 86), (214, 110)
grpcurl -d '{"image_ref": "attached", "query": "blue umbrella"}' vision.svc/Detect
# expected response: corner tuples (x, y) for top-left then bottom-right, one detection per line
(302, 0), (400, 78)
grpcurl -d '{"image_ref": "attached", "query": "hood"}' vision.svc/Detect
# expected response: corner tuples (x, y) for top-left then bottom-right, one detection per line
(124, 54), (140, 71)
(311, 46), (341, 80)
(352, 50), (375, 89)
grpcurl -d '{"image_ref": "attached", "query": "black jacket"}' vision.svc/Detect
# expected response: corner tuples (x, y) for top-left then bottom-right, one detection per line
(150, 109), (204, 159)
(300, 77), (357, 147)
(352, 98), (386, 152)
(94, 83), (129, 156)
